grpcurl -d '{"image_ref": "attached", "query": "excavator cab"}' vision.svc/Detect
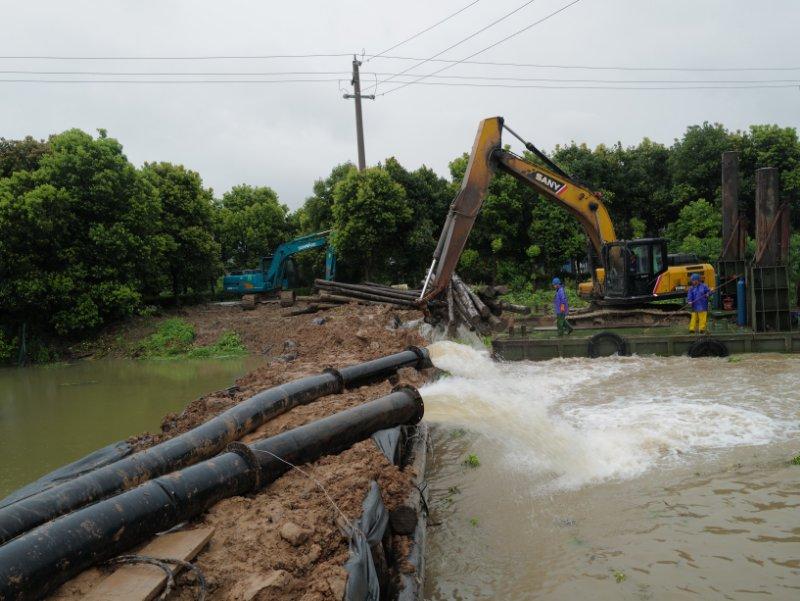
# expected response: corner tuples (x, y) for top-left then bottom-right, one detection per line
(602, 239), (668, 300)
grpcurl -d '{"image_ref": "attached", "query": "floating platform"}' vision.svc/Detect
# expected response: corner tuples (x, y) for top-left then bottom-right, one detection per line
(493, 329), (800, 361)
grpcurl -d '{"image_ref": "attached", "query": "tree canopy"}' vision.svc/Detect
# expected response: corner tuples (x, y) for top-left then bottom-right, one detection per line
(331, 166), (413, 281)
(1, 118), (799, 361)
(0, 129), (161, 336)
(141, 161), (221, 300)
(215, 184), (291, 269)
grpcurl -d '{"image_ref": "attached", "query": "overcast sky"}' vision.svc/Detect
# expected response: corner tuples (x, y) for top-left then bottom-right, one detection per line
(2, 0), (799, 208)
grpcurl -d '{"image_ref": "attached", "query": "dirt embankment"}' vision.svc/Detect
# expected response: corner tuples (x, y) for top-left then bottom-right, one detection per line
(51, 301), (431, 601)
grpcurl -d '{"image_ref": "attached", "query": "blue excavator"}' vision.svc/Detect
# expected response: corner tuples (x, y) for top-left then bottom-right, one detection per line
(223, 230), (336, 296)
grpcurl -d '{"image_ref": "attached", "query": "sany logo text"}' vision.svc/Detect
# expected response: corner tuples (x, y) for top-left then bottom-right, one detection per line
(534, 172), (567, 195)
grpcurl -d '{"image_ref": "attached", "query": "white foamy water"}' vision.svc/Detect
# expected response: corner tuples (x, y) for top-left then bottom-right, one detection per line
(421, 341), (800, 489)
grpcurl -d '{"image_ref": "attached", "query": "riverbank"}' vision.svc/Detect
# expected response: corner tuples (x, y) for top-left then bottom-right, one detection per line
(45, 300), (431, 600)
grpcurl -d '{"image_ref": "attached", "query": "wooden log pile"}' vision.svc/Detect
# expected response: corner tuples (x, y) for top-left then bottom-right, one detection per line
(314, 275), (528, 335)
(315, 279), (427, 309)
(431, 274), (527, 335)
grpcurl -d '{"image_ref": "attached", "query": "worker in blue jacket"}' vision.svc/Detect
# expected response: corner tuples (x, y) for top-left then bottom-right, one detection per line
(552, 277), (573, 336)
(686, 273), (711, 333)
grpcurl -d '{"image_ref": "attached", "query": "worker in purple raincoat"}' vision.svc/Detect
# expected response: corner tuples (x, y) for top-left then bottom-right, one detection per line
(686, 273), (711, 333)
(552, 277), (573, 336)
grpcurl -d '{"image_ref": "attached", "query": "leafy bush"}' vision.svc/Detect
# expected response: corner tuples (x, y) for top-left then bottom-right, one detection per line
(502, 282), (588, 313)
(138, 318), (196, 357)
(187, 331), (247, 358)
(0, 331), (16, 363)
(138, 319), (247, 359)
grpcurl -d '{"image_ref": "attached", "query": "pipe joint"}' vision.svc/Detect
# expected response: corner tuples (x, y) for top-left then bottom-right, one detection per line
(392, 385), (425, 424)
(406, 345), (433, 370)
(322, 367), (345, 393)
(225, 442), (261, 492)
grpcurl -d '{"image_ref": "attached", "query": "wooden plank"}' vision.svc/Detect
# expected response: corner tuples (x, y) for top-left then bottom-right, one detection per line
(84, 527), (214, 601)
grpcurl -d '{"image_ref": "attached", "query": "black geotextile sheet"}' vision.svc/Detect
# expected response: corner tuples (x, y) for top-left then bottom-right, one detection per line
(371, 426), (403, 465)
(344, 480), (389, 601)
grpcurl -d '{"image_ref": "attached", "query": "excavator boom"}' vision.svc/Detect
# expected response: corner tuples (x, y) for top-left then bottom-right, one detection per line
(421, 116), (615, 301)
(420, 116), (715, 305)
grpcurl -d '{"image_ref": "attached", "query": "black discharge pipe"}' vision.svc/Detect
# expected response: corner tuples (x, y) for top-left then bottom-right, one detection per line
(0, 347), (430, 546)
(0, 387), (424, 601)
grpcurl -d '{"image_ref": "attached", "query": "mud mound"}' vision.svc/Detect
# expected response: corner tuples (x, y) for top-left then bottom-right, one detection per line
(52, 301), (429, 600)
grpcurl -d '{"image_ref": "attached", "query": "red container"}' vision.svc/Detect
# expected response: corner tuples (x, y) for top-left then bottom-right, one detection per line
(723, 295), (734, 311)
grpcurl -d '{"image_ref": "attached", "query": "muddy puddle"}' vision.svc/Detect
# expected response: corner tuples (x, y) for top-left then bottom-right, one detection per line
(0, 356), (260, 497)
(421, 342), (800, 600)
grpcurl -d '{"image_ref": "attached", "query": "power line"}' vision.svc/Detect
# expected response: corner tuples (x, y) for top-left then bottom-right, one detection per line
(0, 53), (353, 61)
(365, 0), (541, 92)
(375, 73), (800, 84)
(368, 0), (482, 61)
(3, 69), (798, 85)
(383, 81), (800, 90)
(0, 78), (794, 90)
(0, 70), (355, 76)
(380, 0), (584, 95)
(1, 51), (796, 72)
(368, 53), (800, 72)
(0, 78), (345, 84)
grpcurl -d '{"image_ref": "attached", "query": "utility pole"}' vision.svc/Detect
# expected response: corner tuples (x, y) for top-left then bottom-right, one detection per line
(343, 55), (374, 171)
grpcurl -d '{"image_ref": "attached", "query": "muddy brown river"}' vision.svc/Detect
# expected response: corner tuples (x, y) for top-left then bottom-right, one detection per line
(421, 342), (800, 600)
(0, 357), (259, 498)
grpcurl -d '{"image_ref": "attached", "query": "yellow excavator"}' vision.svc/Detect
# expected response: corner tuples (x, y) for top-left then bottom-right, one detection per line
(419, 116), (716, 306)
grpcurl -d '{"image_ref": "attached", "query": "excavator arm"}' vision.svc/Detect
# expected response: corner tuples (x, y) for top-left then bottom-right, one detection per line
(223, 230), (335, 295)
(266, 230), (335, 290)
(420, 116), (616, 301)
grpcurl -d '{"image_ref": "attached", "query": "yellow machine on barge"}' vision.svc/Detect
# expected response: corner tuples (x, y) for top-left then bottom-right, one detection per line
(420, 116), (716, 306)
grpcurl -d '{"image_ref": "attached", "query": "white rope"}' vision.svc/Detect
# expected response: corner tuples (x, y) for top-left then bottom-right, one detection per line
(250, 448), (355, 534)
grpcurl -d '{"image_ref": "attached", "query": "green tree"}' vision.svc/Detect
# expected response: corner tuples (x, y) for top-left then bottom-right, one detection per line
(215, 184), (291, 269)
(668, 122), (733, 207)
(298, 162), (355, 233)
(615, 138), (673, 234)
(552, 139), (673, 237)
(0, 136), (50, 178)
(737, 124), (800, 227)
(527, 200), (586, 278)
(0, 129), (162, 336)
(383, 157), (453, 283)
(141, 162), (221, 301)
(331, 167), (412, 281)
(448, 151), (535, 284)
(664, 199), (722, 259)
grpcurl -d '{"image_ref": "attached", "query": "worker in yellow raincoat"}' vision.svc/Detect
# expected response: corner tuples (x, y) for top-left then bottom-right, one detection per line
(686, 273), (711, 333)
